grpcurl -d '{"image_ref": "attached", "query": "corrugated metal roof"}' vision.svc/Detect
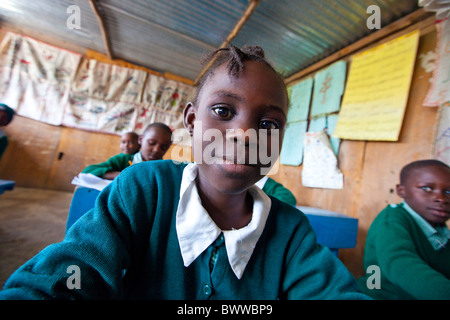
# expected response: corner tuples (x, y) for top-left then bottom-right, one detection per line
(0, 0), (420, 81)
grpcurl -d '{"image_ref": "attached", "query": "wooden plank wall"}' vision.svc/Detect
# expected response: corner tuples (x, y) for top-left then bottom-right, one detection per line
(0, 20), (442, 277)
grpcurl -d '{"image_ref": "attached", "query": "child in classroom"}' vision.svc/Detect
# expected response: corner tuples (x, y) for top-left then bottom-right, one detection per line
(0, 103), (15, 160)
(82, 122), (172, 180)
(120, 131), (140, 155)
(358, 159), (450, 300)
(0, 45), (368, 300)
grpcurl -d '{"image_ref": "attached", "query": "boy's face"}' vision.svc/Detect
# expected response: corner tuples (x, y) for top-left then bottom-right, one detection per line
(120, 133), (140, 154)
(184, 60), (288, 194)
(396, 165), (450, 227)
(139, 127), (172, 161)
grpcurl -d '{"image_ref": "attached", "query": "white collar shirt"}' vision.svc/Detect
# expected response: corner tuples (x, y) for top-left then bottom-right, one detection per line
(176, 163), (271, 279)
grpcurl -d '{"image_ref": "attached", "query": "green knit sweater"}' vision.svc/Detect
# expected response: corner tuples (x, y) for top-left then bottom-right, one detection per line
(82, 153), (134, 178)
(358, 205), (450, 300)
(1, 160), (368, 300)
(262, 178), (297, 206)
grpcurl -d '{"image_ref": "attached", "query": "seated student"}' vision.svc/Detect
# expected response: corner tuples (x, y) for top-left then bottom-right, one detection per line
(82, 123), (172, 180)
(358, 159), (450, 300)
(256, 176), (296, 206)
(0, 103), (14, 160)
(0, 45), (368, 300)
(120, 131), (140, 155)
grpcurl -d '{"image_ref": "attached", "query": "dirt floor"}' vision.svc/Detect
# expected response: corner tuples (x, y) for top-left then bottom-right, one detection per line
(0, 187), (73, 288)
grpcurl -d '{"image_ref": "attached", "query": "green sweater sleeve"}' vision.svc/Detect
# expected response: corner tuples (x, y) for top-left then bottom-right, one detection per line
(82, 153), (133, 178)
(262, 177), (297, 206)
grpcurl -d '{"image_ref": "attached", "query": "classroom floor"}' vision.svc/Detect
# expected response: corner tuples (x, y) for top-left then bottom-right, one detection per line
(0, 187), (73, 288)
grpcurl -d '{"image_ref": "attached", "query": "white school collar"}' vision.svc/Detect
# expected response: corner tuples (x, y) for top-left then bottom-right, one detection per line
(175, 163), (271, 279)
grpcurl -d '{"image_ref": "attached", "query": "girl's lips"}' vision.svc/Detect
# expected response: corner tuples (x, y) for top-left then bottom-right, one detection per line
(215, 158), (258, 175)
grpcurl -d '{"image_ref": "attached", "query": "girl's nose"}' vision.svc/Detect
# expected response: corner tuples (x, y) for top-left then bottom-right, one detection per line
(225, 128), (258, 146)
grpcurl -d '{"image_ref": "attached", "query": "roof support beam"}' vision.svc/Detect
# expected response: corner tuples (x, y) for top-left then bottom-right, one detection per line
(194, 0), (261, 84)
(88, 0), (113, 59)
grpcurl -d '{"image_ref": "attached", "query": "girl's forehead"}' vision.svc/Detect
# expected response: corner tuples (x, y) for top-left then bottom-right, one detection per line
(198, 61), (288, 108)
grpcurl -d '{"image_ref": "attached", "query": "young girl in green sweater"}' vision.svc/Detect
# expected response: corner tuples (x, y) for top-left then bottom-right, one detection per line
(0, 46), (368, 300)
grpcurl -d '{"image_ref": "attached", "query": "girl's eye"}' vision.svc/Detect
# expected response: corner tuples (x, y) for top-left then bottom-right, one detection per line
(259, 120), (279, 131)
(420, 186), (432, 192)
(212, 106), (233, 119)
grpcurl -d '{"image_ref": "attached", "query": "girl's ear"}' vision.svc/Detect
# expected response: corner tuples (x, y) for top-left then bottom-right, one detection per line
(183, 102), (195, 136)
(396, 184), (405, 198)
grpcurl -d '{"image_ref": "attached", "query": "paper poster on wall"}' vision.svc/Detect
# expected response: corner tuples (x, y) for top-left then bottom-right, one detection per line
(308, 114), (340, 156)
(302, 131), (343, 189)
(136, 74), (194, 138)
(333, 30), (419, 141)
(63, 59), (147, 134)
(280, 121), (308, 166)
(433, 103), (450, 166)
(423, 18), (450, 106)
(310, 60), (347, 117)
(286, 77), (313, 123)
(0, 32), (81, 125)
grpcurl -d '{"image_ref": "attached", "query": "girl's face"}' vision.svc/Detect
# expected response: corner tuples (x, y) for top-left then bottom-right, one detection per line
(185, 60), (288, 195)
(396, 165), (450, 227)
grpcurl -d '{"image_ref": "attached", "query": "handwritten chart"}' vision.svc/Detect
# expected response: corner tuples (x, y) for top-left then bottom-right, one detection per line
(287, 77), (313, 122)
(434, 104), (450, 166)
(310, 60), (347, 117)
(333, 30), (419, 141)
(280, 121), (308, 166)
(424, 18), (450, 106)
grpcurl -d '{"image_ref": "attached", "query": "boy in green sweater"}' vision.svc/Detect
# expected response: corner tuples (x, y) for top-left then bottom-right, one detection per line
(358, 160), (450, 299)
(0, 46), (368, 300)
(82, 123), (172, 180)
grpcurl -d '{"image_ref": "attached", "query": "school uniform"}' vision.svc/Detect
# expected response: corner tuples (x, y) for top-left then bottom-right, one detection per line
(358, 202), (450, 299)
(0, 160), (368, 300)
(82, 152), (143, 178)
(256, 176), (297, 206)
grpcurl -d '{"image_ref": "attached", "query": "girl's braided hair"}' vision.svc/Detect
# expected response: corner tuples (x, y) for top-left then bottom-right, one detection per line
(194, 45), (285, 105)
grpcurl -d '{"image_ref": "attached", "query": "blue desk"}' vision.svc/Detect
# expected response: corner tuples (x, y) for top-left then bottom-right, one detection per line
(66, 187), (100, 231)
(0, 179), (15, 195)
(297, 206), (358, 256)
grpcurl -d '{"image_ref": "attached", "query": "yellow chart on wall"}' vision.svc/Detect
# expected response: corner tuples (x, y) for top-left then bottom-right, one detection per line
(333, 30), (419, 141)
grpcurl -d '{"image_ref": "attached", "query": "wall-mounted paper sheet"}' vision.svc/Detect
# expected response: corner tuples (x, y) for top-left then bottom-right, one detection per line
(302, 131), (343, 189)
(333, 30), (419, 141)
(434, 104), (450, 165)
(287, 77), (313, 122)
(309, 114), (340, 156)
(310, 61), (347, 117)
(424, 18), (450, 106)
(0, 32), (81, 125)
(280, 121), (308, 166)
